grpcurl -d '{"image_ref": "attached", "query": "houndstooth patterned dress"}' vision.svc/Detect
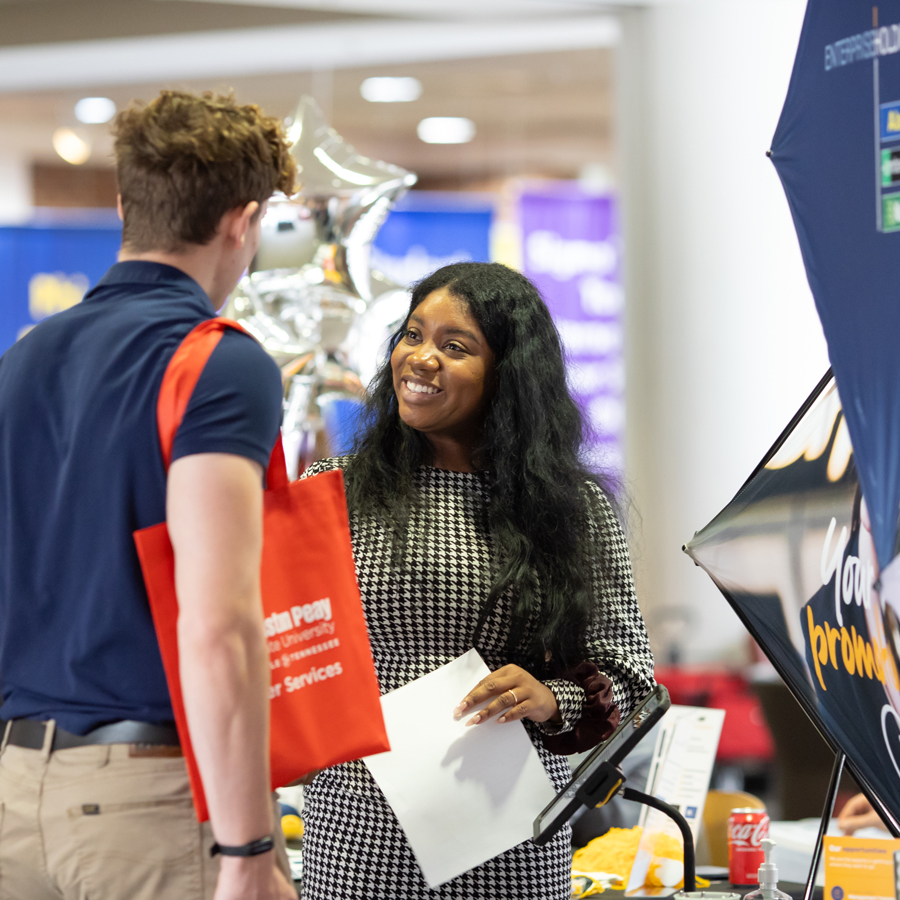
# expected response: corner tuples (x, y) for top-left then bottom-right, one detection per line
(300, 459), (655, 900)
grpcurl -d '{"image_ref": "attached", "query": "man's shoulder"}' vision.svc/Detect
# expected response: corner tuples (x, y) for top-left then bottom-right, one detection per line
(171, 325), (282, 469)
(211, 327), (282, 382)
(197, 328), (283, 412)
(0, 300), (109, 390)
(10, 274), (209, 363)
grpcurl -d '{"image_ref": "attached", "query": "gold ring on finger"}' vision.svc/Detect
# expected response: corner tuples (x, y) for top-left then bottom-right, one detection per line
(508, 689), (518, 706)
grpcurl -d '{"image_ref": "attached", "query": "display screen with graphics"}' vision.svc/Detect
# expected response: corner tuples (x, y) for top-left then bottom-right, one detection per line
(685, 372), (900, 833)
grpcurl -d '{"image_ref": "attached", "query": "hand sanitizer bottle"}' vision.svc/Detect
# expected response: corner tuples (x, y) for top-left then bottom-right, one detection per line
(743, 839), (791, 900)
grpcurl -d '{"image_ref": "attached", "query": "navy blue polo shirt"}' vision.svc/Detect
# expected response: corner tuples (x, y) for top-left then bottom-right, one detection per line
(0, 261), (282, 733)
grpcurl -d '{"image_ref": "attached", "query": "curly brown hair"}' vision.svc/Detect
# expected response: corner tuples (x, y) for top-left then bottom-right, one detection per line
(113, 90), (296, 253)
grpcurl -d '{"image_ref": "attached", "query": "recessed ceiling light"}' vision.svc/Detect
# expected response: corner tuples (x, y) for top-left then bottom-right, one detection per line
(74, 97), (116, 124)
(360, 77), (422, 103)
(52, 128), (91, 165)
(417, 117), (475, 145)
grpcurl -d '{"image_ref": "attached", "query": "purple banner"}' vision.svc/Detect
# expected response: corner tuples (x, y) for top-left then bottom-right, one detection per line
(520, 187), (623, 473)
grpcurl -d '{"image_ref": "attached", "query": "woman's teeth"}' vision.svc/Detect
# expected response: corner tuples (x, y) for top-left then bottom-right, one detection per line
(406, 381), (439, 394)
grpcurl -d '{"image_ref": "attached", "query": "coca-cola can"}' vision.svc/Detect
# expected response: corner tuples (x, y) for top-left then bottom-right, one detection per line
(727, 807), (770, 885)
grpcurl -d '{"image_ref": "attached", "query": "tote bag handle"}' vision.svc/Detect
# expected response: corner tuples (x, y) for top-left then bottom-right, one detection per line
(156, 318), (289, 489)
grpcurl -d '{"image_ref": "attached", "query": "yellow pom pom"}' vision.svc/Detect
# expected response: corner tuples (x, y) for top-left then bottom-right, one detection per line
(572, 826), (643, 888)
(281, 814), (304, 841)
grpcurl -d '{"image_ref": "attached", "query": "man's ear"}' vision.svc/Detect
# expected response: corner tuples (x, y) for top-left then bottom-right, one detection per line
(224, 201), (260, 248)
(116, 194), (124, 222)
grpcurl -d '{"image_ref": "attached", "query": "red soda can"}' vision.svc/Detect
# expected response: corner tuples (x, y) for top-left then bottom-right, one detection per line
(727, 807), (770, 885)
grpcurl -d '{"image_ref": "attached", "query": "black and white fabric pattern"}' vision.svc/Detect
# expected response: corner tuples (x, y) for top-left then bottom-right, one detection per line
(300, 459), (655, 900)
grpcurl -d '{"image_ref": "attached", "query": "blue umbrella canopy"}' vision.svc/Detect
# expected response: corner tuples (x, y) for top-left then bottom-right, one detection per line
(685, 374), (900, 832)
(687, 2), (900, 831)
(771, 0), (900, 569)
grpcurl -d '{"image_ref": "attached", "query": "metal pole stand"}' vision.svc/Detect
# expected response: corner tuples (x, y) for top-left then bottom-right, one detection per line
(803, 752), (845, 900)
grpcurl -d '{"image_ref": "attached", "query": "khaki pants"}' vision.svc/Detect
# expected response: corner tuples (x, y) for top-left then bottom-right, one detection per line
(0, 723), (291, 900)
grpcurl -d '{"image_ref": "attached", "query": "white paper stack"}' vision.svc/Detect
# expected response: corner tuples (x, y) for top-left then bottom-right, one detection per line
(364, 649), (558, 888)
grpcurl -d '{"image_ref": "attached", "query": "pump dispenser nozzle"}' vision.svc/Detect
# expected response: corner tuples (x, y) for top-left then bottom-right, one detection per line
(758, 839), (777, 891)
(742, 838), (791, 900)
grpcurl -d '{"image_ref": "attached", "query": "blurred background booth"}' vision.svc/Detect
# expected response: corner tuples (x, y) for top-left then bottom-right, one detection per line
(0, 0), (836, 824)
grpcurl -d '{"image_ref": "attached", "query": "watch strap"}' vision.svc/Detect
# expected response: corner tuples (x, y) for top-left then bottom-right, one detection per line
(210, 835), (275, 858)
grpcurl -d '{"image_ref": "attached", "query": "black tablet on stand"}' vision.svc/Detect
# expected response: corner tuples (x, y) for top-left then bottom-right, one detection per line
(534, 684), (705, 894)
(533, 684), (671, 845)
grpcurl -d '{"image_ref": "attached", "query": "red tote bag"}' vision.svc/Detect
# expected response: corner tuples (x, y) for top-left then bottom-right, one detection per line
(134, 318), (389, 822)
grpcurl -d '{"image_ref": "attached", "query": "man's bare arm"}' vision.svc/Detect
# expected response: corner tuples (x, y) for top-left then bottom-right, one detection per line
(168, 452), (294, 899)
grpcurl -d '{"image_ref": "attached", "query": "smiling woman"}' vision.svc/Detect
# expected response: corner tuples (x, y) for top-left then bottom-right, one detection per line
(391, 286), (495, 471)
(299, 261), (655, 900)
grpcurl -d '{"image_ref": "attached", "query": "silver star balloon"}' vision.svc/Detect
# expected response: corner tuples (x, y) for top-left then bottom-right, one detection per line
(223, 96), (415, 478)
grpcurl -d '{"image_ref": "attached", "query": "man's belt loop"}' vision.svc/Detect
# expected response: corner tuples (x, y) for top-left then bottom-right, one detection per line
(0, 720), (10, 755)
(41, 720), (56, 762)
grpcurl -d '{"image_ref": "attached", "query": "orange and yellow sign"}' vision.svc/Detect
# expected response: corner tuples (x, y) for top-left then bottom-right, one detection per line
(824, 835), (900, 900)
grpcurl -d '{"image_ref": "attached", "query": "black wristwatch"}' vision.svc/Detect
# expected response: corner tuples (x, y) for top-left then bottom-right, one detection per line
(210, 835), (275, 858)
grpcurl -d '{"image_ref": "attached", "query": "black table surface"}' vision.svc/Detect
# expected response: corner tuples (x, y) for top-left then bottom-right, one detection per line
(603, 881), (821, 900)
(292, 877), (820, 898)
(711, 880), (821, 900)
(291, 860), (822, 899)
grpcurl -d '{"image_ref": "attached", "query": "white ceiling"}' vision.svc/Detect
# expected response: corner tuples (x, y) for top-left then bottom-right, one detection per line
(0, 0), (627, 188)
(159, 0), (608, 15)
(0, 16), (621, 93)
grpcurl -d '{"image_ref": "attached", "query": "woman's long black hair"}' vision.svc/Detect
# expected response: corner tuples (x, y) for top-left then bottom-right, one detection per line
(343, 262), (617, 674)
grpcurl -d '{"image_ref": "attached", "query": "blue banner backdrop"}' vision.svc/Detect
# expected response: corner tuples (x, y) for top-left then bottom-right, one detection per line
(0, 216), (121, 355)
(771, 0), (900, 568)
(371, 192), (492, 287)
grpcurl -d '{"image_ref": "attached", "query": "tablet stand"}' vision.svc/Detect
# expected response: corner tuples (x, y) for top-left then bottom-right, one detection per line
(622, 786), (697, 894)
(580, 760), (696, 893)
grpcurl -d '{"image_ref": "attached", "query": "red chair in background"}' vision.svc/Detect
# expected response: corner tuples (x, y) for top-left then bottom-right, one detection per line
(655, 666), (775, 764)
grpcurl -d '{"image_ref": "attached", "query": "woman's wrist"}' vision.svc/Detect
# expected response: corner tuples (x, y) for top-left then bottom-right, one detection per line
(539, 677), (587, 735)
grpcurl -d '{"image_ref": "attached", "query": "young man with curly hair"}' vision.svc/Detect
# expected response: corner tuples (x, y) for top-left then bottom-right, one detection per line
(0, 90), (297, 900)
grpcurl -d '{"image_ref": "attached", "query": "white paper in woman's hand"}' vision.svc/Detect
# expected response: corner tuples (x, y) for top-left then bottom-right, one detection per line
(363, 649), (557, 888)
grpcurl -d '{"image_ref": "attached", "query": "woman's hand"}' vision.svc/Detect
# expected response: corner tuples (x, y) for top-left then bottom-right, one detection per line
(453, 664), (561, 726)
(838, 793), (886, 834)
